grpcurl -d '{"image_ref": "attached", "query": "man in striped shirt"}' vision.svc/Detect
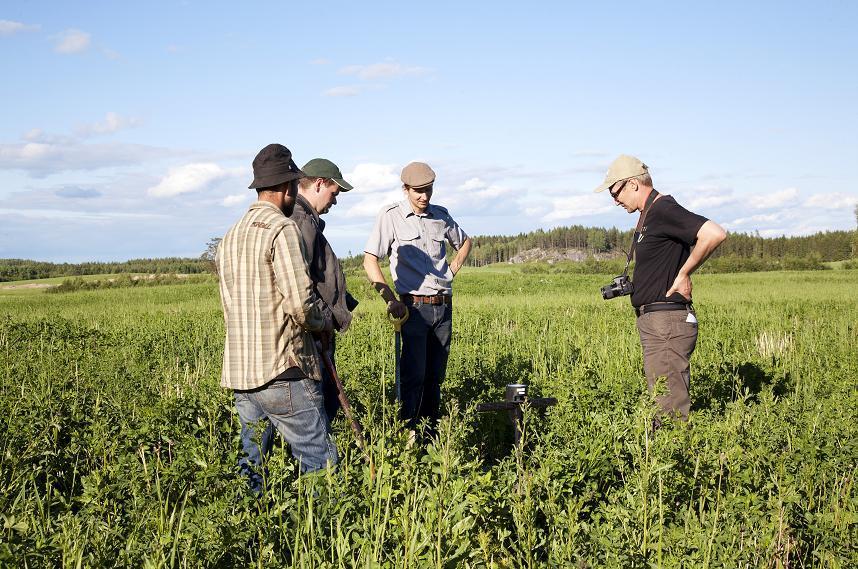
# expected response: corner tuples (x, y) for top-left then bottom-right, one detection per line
(216, 143), (337, 492)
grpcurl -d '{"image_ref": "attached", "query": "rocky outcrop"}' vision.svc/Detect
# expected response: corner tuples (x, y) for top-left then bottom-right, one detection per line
(507, 248), (621, 264)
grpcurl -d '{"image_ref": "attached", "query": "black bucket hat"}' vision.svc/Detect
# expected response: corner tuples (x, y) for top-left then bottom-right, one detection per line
(248, 143), (305, 189)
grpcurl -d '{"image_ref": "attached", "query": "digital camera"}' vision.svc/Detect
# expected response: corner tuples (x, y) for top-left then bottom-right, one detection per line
(601, 275), (634, 300)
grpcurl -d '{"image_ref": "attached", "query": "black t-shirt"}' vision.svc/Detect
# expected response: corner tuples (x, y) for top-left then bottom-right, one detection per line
(631, 195), (708, 308)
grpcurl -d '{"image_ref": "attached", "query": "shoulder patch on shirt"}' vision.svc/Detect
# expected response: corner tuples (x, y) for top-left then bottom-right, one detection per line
(250, 221), (272, 229)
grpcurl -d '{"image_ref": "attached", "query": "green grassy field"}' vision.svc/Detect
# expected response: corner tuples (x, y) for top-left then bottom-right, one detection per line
(1, 267), (856, 567)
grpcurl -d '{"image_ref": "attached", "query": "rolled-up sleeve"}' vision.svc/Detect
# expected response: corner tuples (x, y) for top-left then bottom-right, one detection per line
(445, 215), (468, 250)
(364, 208), (394, 259)
(271, 223), (327, 332)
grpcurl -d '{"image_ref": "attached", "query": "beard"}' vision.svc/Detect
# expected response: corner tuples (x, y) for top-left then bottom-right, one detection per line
(281, 195), (297, 216)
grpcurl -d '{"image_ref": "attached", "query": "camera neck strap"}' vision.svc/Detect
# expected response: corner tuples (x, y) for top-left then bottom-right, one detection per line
(621, 189), (660, 277)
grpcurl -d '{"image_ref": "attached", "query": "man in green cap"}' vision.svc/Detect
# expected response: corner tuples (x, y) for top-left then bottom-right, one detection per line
(595, 155), (726, 424)
(292, 158), (359, 423)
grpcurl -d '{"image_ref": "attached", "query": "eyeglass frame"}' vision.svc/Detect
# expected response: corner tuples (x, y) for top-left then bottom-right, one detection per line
(609, 178), (633, 200)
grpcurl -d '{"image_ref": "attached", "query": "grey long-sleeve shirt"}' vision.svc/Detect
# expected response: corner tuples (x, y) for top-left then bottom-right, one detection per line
(289, 194), (355, 332)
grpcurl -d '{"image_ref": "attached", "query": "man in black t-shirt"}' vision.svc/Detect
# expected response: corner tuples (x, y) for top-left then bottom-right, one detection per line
(595, 155), (726, 421)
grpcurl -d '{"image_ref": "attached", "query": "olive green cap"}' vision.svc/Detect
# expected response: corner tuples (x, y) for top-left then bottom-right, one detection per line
(301, 158), (353, 191)
(593, 154), (649, 193)
(400, 162), (435, 189)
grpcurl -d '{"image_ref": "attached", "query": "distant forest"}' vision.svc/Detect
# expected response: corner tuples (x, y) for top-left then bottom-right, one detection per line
(462, 226), (857, 268)
(2, 226), (856, 282)
(0, 258), (212, 282)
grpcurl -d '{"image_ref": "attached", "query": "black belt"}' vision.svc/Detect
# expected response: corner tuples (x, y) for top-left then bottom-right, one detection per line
(401, 294), (452, 306)
(635, 302), (690, 318)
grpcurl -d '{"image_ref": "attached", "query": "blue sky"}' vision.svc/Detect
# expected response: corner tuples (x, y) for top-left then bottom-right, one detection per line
(2, 1), (857, 262)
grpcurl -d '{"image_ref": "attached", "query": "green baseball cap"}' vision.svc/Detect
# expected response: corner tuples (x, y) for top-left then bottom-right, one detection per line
(593, 154), (649, 193)
(301, 158), (353, 191)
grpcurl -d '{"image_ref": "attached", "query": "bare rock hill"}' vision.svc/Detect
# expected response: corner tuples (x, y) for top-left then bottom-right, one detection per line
(507, 247), (621, 264)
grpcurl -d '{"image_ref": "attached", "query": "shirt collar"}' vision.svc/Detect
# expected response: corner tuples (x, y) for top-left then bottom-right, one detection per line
(296, 194), (320, 223)
(249, 200), (285, 216)
(398, 200), (433, 219)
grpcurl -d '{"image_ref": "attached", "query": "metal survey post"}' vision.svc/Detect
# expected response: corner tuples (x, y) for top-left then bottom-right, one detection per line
(388, 309), (409, 403)
(476, 383), (557, 447)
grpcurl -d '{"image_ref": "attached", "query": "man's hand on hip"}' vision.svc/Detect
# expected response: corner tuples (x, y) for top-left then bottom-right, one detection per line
(666, 272), (692, 300)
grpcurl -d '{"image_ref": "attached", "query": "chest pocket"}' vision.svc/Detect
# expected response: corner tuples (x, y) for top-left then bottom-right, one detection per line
(426, 219), (448, 259)
(394, 224), (420, 243)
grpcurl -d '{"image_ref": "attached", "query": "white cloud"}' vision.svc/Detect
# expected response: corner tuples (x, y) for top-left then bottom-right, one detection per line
(748, 187), (799, 209)
(0, 140), (175, 176)
(802, 192), (857, 210)
(339, 61), (429, 81)
(148, 163), (234, 198)
(221, 193), (248, 207)
(756, 228), (789, 238)
(23, 129), (44, 142)
(22, 129), (74, 144)
(338, 162), (405, 219)
(346, 163), (400, 192)
(345, 189), (403, 218)
(54, 29), (91, 54)
(459, 177), (487, 191)
(323, 86), (361, 97)
(0, 207), (166, 221)
(0, 20), (40, 35)
(688, 194), (737, 209)
(444, 181), (516, 212)
(542, 193), (615, 222)
(681, 186), (737, 210)
(75, 112), (141, 137)
(474, 184), (514, 199)
(729, 212), (784, 227)
(525, 205), (549, 217)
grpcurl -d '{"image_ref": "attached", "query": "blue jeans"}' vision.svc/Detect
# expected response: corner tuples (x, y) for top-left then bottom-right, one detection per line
(234, 377), (338, 493)
(399, 303), (452, 431)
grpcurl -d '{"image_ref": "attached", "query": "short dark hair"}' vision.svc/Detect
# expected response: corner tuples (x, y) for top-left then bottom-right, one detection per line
(256, 180), (293, 195)
(298, 176), (325, 190)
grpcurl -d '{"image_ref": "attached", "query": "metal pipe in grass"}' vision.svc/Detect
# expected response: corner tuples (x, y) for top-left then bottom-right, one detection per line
(387, 309), (410, 403)
(316, 341), (376, 481)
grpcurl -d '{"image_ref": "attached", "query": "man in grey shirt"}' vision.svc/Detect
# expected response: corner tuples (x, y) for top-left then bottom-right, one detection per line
(363, 161), (472, 437)
(291, 158), (358, 422)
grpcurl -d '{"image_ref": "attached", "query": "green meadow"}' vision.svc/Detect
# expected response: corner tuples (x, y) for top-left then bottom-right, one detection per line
(1, 267), (856, 567)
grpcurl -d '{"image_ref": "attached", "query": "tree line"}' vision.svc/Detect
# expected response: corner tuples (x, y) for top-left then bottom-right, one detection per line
(458, 226), (856, 267)
(0, 258), (212, 282)
(2, 223), (855, 282)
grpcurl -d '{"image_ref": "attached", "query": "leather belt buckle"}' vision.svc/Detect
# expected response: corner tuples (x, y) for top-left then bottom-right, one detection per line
(635, 302), (690, 318)
(403, 294), (451, 306)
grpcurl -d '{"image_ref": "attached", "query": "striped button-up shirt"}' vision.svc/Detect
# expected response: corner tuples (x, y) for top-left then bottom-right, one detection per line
(216, 200), (330, 390)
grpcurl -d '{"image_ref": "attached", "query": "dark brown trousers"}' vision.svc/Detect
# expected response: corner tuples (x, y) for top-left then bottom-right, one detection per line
(635, 307), (698, 421)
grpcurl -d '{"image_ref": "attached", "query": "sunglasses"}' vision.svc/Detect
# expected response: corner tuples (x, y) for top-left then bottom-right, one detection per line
(609, 179), (629, 199)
